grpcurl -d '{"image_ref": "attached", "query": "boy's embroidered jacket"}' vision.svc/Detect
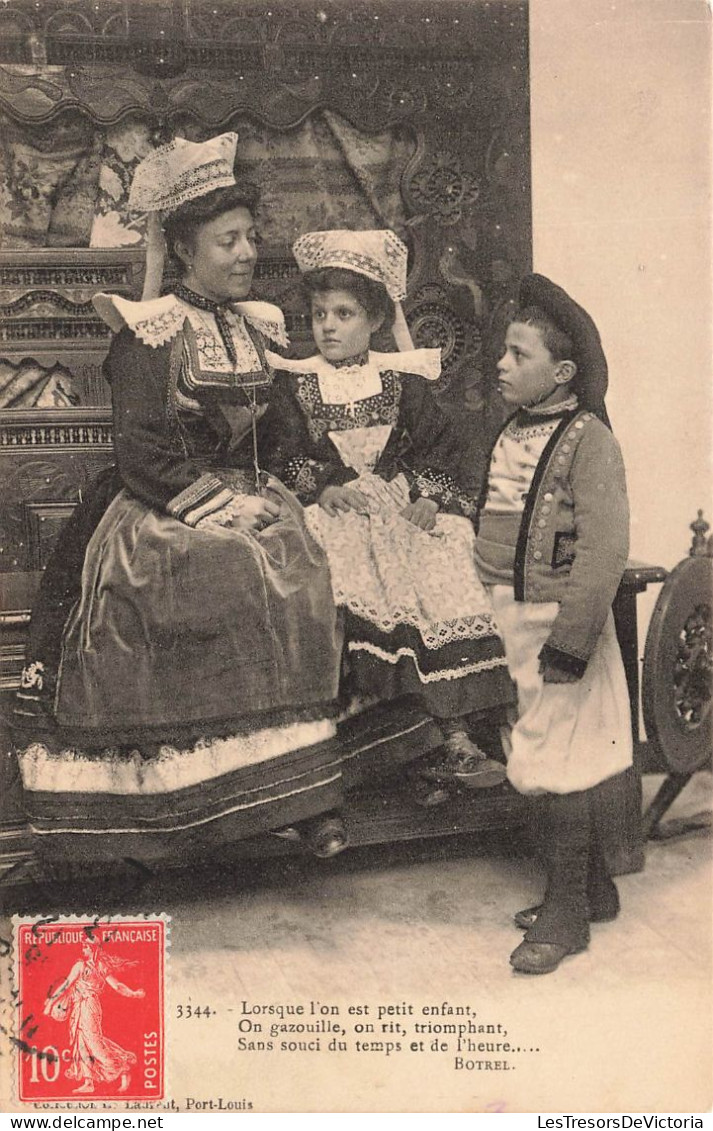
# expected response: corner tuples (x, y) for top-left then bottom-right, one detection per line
(476, 409), (629, 673)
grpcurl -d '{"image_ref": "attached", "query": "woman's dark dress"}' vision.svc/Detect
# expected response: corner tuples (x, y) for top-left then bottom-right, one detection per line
(14, 294), (348, 861)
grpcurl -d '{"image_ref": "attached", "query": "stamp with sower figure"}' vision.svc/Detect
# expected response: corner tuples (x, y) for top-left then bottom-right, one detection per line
(13, 915), (168, 1103)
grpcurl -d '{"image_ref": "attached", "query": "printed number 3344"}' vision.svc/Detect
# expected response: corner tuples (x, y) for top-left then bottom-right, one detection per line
(176, 1004), (216, 1018)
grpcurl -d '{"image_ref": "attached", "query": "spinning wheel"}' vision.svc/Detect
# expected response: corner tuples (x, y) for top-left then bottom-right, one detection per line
(642, 514), (712, 838)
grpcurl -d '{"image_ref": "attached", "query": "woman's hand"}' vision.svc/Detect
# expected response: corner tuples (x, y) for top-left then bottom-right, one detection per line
(319, 485), (369, 517)
(132, 988), (146, 999)
(230, 496), (282, 531)
(400, 497), (439, 531)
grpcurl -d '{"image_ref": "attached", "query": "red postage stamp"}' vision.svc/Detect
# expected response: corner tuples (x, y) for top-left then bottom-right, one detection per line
(13, 915), (167, 1103)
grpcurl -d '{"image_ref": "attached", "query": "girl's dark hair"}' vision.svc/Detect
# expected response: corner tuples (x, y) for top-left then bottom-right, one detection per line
(510, 305), (575, 363)
(163, 181), (260, 271)
(301, 267), (395, 330)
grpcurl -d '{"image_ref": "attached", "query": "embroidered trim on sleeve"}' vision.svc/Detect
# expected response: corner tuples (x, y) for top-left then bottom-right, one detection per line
(167, 474), (235, 527)
(294, 461), (320, 498)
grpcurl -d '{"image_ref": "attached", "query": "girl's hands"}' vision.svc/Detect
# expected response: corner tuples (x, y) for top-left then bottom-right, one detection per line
(319, 485), (370, 516)
(400, 497), (439, 531)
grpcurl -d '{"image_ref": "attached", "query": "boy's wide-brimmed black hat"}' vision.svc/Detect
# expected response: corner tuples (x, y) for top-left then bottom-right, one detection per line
(518, 273), (610, 427)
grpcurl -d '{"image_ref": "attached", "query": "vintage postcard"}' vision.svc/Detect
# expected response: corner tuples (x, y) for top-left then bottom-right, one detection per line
(0, 0), (711, 1116)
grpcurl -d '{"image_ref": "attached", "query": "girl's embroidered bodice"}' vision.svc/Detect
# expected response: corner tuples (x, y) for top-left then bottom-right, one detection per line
(263, 348), (441, 472)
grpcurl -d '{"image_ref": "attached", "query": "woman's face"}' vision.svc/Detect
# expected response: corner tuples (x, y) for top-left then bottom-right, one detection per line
(311, 289), (382, 363)
(178, 206), (258, 303)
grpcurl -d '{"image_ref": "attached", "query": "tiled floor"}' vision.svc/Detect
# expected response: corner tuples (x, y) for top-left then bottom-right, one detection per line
(2, 773), (711, 1113)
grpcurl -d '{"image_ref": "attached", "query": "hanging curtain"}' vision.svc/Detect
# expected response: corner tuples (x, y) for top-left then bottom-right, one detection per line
(0, 113), (100, 247)
(0, 111), (414, 249)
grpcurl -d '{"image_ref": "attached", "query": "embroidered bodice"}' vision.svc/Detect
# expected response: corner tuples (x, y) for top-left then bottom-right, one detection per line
(93, 291), (289, 528)
(263, 348), (439, 443)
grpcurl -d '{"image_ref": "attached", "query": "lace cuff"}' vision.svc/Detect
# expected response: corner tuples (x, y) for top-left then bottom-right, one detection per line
(195, 493), (252, 530)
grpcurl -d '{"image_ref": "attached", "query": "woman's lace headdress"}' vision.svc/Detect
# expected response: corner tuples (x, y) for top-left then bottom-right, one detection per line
(128, 132), (239, 301)
(129, 132), (239, 215)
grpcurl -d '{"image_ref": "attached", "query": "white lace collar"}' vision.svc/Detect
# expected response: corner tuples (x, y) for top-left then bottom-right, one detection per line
(262, 348), (442, 382)
(92, 292), (288, 349)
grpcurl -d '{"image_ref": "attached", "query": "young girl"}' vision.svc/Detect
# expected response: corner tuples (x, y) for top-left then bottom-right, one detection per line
(473, 272), (632, 973)
(263, 229), (513, 786)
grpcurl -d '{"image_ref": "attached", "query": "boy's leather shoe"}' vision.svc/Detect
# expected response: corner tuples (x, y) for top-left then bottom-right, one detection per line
(509, 939), (585, 975)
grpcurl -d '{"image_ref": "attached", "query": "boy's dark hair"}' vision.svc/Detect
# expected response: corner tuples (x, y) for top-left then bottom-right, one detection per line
(511, 305), (575, 364)
(301, 267), (395, 330)
(163, 181), (260, 271)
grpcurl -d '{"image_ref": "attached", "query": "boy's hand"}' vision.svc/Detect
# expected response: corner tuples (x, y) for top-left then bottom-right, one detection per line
(401, 497), (439, 531)
(540, 659), (580, 684)
(319, 485), (369, 516)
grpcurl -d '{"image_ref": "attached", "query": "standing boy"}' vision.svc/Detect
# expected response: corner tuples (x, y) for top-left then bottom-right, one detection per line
(473, 274), (632, 974)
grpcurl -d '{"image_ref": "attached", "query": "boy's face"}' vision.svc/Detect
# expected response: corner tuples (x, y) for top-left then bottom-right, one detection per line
(497, 321), (572, 409)
(311, 289), (382, 363)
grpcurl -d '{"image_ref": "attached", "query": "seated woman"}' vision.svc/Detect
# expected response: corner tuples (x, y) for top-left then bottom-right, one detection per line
(263, 230), (514, 786)
(12, 133), (347, 863)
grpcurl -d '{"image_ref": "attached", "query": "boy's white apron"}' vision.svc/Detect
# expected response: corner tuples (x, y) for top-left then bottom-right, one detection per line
(490, 585), (633, 795)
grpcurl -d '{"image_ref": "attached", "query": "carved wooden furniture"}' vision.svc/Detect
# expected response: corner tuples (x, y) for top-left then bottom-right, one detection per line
(0, 250), (143, 687)
(0, 0), (531, 383)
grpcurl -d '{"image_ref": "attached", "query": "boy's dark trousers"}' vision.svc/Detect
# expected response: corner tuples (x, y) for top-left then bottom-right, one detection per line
(511, 784), (620, 974)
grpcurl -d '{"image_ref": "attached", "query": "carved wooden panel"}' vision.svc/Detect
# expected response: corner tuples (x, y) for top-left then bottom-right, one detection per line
(0, 250), (144, 407)
(0, 409), (114, 573)
(24, 499), (78, 570)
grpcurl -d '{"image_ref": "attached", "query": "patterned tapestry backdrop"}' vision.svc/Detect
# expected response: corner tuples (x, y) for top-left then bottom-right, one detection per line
(0, 112), (413, 251)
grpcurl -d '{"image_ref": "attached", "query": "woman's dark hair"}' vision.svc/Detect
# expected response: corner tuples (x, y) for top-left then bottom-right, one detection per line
(163, 181), (260, 272)
(301, 267), (395, 330)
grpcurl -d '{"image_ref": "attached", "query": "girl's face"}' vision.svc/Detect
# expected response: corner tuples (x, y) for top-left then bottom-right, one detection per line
(311, 289), (382, 363)
(177, 206), (258, 303)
